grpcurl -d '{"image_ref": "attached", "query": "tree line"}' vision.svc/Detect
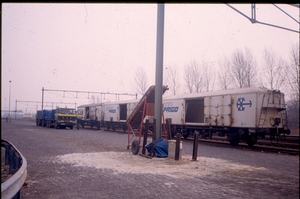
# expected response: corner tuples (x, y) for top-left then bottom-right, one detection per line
(134, 43), (299, 129)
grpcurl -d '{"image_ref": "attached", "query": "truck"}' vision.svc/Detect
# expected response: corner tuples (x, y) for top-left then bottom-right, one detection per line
(44, 107), (78, 129)
(36, 110), (50, 127)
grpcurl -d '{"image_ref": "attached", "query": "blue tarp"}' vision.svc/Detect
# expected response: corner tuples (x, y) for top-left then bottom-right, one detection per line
(146, 138), (168, 158)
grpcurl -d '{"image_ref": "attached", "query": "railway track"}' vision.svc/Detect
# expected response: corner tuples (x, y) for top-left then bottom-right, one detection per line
(101, 128), (299, 156)
(185, 136), (299, 156)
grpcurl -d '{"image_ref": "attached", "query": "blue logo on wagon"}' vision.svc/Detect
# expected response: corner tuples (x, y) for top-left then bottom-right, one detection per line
(163, 107), (179, 112)
(109, 109), (116, 113)
(236, 98), (252, 111)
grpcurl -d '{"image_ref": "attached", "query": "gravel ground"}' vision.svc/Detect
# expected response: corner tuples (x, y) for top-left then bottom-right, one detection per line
(1, 119), (299, 199)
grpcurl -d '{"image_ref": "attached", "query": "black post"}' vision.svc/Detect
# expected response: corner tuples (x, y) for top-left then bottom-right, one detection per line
(192, 131), (199, 161)
(14, 157), (21, 173)
(5, 145), (10, 165)
(9, 149), (15, 174)
(152, 118), (156, 157)
(142, 119), (149, 155)
(166, 118), (172, 140)
(175, 133), (181, 161)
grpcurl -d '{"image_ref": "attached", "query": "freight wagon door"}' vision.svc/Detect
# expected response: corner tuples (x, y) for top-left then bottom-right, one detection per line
(204, 95), (232, 126)
(185, 98), (204, 123)
(119, 104), (127, 121)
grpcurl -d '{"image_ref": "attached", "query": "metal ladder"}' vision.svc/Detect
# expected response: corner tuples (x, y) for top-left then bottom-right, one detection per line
(258, 94), (270, 128)
(280, 95), (288, 130)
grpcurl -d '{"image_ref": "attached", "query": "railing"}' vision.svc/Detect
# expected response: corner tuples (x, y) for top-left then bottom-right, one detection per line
(1, 139), (27, 199)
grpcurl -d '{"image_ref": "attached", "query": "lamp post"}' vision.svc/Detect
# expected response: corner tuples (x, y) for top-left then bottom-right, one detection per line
(9, 80), (12, 122)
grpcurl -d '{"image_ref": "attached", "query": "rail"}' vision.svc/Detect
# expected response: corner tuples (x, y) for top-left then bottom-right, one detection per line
(1, 139), (27, 199)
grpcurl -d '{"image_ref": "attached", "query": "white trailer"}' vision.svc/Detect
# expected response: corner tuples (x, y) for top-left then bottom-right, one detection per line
(163, 87), (289, 146)
(77, 103), (103, 129)
(102, 99), (139, 131)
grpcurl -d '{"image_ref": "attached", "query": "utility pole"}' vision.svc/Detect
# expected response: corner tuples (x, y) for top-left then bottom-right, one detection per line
(9, 80), (12, 122)
(154, 3), (165, 140)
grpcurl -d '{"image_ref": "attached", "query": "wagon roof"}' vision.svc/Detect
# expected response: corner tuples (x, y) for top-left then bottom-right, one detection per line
(77, 99), (139, 108)
(163, 86), (280, 100)
(77, 102), (104, 108)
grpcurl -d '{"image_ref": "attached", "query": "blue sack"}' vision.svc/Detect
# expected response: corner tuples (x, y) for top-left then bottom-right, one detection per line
(146, 138), (168, 158)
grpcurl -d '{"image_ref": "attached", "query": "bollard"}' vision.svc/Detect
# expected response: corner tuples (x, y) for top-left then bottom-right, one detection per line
(5, 144), (10, 165)
(9, 149), (15, 174)
(142, 119), (149, 155)
(192, 131), (199, 161)
(152, 119), (156, 157)
(166, 118), (172, 140)
(14, 157), (21, 174)
(175, 133), (181, 161)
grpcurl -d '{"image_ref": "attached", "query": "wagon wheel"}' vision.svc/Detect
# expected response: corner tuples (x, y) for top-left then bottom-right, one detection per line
(246, 134), (258, 146)
(131, 140), (140, 155)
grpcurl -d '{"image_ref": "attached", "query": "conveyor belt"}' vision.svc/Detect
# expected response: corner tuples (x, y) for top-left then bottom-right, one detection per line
(127, 85), (168, 148)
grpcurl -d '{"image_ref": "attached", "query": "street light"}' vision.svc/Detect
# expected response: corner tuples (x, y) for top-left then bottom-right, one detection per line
(9, 80), (11, 122)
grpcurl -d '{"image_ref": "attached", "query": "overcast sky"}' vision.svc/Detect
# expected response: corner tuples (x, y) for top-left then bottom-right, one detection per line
(1, 3), (299, 113)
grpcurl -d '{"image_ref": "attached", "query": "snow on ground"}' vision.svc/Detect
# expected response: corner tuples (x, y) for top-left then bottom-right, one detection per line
(50, 151), (267, 179)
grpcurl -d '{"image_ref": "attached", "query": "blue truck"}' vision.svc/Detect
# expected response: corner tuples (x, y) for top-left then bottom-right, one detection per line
(36, 110), (50, 127)
(44, 107), (78, 129)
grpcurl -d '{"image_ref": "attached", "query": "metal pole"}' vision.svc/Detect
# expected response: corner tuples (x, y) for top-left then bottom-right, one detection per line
(9, 80), (11, 122)
(42, 87), (44, 110)
(15, 100), (17, 119)
(154, 3), (165, 140)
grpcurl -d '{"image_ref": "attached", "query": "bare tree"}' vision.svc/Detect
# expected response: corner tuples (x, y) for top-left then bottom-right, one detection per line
(244, 48), (257, 87)
(285, 43), (299, 101)
(184, 60), (203, 93)
(218, 57), (232, 90)
(134, 67), (148, 95)
(261, 47), (285, 90)
(202, 61), (215, 92)
(230, 48), (257, 88)
(165, 65), (181, 95)
(184, 63), (194, 93)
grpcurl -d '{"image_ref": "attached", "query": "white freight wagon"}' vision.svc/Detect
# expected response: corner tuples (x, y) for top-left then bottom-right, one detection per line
(102, 99), (139, 131)
(77, 103), (103, 129)
(163, 87), (289, 146)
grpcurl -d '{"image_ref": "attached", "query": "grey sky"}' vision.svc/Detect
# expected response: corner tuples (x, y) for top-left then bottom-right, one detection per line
(1, 3), (299, 113)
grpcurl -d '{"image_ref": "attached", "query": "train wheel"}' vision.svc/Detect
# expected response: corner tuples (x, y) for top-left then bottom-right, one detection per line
(131, 140), (140, 155)
(246, 134), (258, 146)
(229, 137), (239, 146)
(227, 129), (242, 146)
